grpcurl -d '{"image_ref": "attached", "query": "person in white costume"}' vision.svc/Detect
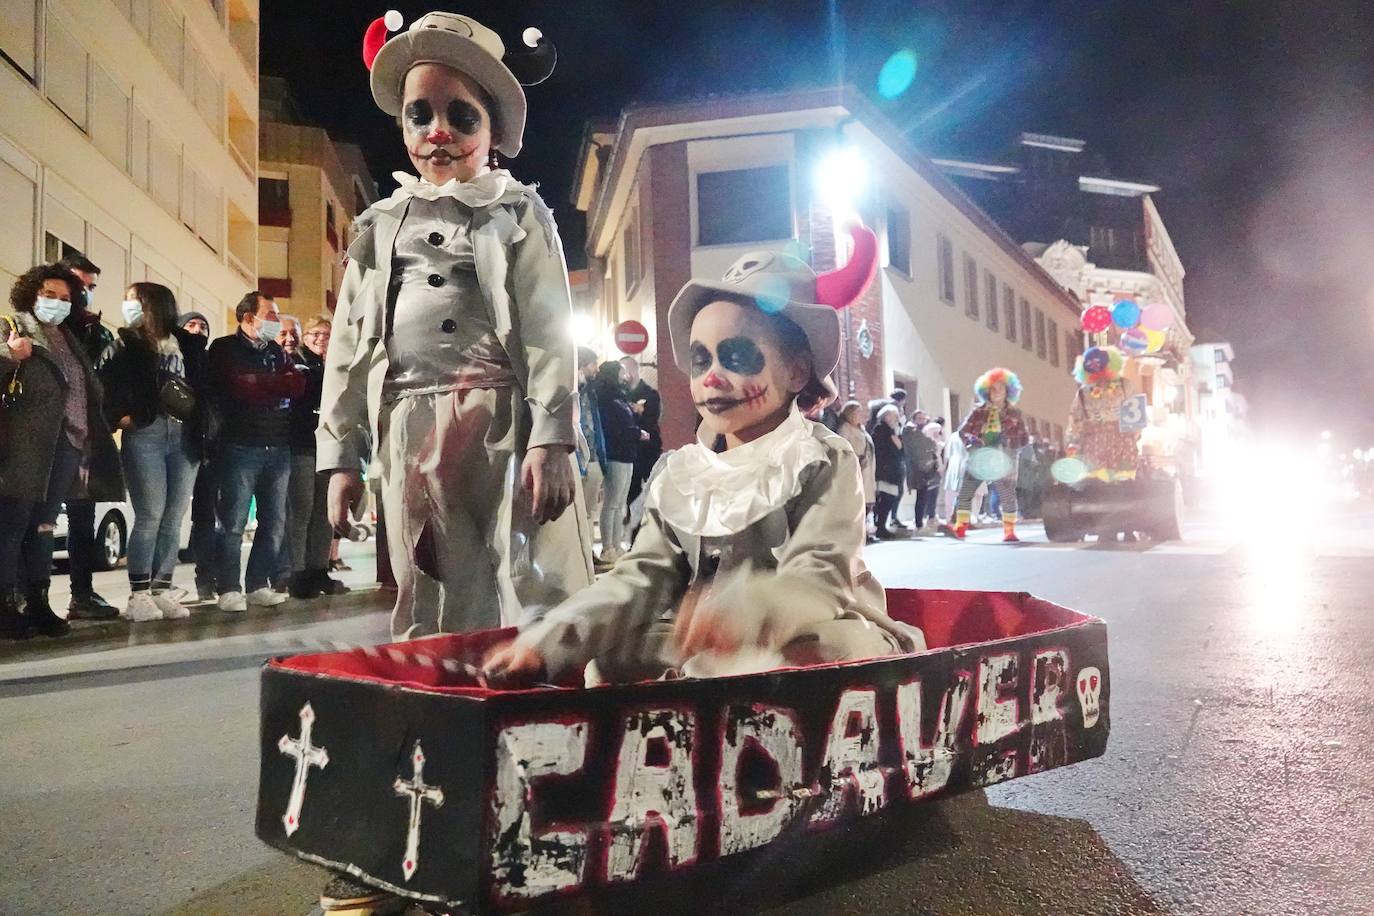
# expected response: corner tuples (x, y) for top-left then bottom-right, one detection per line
(317, 11), (592, 640)
(486, 225), (925, 685)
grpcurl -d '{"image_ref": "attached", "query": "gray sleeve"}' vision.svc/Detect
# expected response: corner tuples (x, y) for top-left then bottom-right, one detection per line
(316, 258), (371, 471)
(515, 505), (691, 681)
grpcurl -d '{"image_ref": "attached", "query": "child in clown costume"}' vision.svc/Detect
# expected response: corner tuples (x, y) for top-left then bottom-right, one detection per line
(946, 368), (1029, 542)
(317, 10), (593, 645)
(1067, 346), (1140, 481)
(485, 226), (925, 687)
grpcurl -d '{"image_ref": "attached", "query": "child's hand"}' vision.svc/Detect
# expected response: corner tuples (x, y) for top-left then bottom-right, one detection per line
(482, 640), (546, 686)
(673, 583), (745, 657)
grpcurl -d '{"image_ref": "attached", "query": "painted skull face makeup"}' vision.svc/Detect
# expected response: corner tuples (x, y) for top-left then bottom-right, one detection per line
(688, 300), (810, 447)
(401, 63), (494, 185)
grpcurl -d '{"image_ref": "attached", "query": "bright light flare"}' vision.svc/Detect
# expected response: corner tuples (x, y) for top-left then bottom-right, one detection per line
(968, 447), (1013, 481)
(815, 146), (868, 214)
(570, 311), (598, 345)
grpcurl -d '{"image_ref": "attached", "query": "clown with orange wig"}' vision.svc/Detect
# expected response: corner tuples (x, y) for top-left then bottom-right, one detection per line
(949, 368), (1029, 541)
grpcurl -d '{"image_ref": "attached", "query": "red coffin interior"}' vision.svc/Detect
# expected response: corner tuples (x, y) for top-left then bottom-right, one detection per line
(272, 589), (1096, 697)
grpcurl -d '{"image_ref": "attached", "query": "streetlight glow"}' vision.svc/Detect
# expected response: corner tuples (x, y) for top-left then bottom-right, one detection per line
(815, 145), (868, 215)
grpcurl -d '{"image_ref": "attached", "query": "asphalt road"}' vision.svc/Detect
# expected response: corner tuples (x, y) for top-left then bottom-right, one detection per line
(2, 510), (1373, 915)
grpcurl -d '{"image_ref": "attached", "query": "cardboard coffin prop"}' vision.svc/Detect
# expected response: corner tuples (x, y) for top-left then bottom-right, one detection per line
(257, 589), (1110, 912)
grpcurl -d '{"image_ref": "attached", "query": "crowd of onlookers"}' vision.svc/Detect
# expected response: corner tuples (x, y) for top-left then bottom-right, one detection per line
(0, 256), (350, 640)
(823, 388), (1063, 541)
(576, 347), (661, 569)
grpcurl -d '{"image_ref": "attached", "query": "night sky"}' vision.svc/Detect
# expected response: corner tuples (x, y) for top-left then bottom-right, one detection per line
(262, 1), (1374, 443)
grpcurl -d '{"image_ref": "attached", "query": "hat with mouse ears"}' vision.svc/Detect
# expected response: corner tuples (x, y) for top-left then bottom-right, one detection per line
(362, 10), (556, 157)
(666, 222), (880, 380)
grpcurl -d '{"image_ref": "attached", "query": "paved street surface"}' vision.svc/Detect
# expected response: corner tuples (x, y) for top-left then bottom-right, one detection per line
(3, 510), (1373, 915)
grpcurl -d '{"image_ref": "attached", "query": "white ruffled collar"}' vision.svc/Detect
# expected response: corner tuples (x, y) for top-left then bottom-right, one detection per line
(376, 168), (525, 212)
(649, 405), (829, 538)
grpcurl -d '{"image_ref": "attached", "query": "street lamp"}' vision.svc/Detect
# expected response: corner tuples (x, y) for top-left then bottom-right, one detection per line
(815, 145), (868, 217)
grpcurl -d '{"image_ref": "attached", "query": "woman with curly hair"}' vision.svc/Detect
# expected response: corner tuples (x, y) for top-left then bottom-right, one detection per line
(0, 265), (124, 638)
(947, 367), (1029, 542)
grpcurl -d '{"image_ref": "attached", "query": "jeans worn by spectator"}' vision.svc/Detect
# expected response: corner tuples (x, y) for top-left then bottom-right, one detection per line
(598, 460), (634, 557)
(63, 499), (96, 596)
(0, 438), (83, 591)
(121, 416), (197, 591)
(189, 459), (218, 593)
(286, 453), (331, 576)
(215, 444), (290, 594)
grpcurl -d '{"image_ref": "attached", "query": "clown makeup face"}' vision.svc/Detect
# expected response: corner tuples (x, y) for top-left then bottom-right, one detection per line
(688, 300), (810, 448)
(989, 381), (1008, 408)
(400, 63), (495, 185)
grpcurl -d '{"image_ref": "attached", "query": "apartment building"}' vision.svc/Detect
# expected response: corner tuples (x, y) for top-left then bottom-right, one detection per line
(0, 0), (259, 334)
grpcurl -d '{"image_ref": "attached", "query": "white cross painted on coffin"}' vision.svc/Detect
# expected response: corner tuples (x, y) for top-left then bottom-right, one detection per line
(394, 741), (445, 880)
(278, 702), (329, 836)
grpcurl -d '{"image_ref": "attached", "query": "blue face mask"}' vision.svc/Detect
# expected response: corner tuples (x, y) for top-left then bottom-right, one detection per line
(34, 296), (71, 325)
(121, 299), (144, 326)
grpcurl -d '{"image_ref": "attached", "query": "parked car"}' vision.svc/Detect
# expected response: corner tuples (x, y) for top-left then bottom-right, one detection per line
(53, 501), (194, 571)
(53, 501), (132, 571)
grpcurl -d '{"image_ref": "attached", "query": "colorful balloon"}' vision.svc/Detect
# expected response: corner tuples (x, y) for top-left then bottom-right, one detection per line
(1119, 327), (1149, 355)
(1081, 305), (1113, 334)
(1143, 328), (1167, 353)
(1140, 302), (1173, 331)
(1111, 299), (1141, 329)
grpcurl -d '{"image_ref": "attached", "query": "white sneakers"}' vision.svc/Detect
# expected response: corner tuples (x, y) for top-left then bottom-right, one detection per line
(217, 591), (248, 612)
(247, 587), (288, 607)
(152, 589), (191, 619)
(124, 591), (162, 622)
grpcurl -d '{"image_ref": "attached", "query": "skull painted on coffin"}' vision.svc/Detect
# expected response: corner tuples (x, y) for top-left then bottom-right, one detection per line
(1076, 666), (1102, 729)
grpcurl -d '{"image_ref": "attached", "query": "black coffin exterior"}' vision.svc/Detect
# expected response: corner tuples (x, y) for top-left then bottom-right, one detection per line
(256, 589), (1110, 913)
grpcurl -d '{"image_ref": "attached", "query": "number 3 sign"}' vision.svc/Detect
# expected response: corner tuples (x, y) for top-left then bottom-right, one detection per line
(1118, 395), (1148, 432)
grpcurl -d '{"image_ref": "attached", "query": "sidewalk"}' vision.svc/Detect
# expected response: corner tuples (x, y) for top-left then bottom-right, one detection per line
(0, 540), (393, 685)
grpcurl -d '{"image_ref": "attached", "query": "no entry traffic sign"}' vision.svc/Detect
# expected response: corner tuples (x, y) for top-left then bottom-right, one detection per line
(614, 320), (649, 355)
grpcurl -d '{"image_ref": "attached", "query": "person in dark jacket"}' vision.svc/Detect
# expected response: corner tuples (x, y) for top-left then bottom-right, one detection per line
(57, 255), (120, 620)
(205, 292), (305, 612)
(871, 403), (905, 539)
(593, 360), (642, 564)
(619, 355), (661, 539)
(0, 265), (124, 638)
(283, 316), (346, 599)
(176, 311), (217, 602)
(903, 410), (940, 528)
(99, 282), (206, 621)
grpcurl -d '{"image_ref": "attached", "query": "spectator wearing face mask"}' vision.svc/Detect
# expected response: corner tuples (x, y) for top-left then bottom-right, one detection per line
(205, 291), (305, 612)
(55, 255), (120, 621)
(0, 265), (124, 638)
(176, 311), (217, 603)
(98, 283), (207, 621)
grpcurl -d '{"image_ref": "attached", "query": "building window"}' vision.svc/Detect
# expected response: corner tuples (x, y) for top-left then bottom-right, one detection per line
(1027, 417), (1038, 438)
(696, 165), (791, 246)
(885, 204), (910, 275)
(1035, 309), (1047, 359)
(1066, 330), (1081, 375)
(1047, 318), (1060, 366)
(1020, 299), (1032, 351)
(963, 254), (979, 320)
(259, 177), (290, 227)
(984, 270), (999, 331)
(1213, 347), (1226, 364)
(1003, 284), (1016, 343)
(1, 2), (38, 79)
(45, 12), (89, 129)
(937, 234), (955, 304)
(949, 391), (962, 427)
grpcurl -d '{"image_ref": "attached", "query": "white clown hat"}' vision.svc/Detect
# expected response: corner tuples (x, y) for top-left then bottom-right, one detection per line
(667, 223), (879, 380)
(362, 10), (556, 157)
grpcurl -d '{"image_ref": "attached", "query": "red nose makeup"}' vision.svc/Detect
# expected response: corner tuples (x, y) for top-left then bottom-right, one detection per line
(702, 371), (729, 390)
(426, 129), (454, 146)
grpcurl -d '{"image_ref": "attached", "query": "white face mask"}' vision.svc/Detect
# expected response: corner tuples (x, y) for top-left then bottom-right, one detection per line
(257, 318), (282, 342)
(121, 299), (144, 326)
(34, 296), (71, 325)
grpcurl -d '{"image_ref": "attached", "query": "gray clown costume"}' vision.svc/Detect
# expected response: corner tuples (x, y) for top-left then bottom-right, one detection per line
(317, 12), (592, 638)
(514, 228), (926, 683)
